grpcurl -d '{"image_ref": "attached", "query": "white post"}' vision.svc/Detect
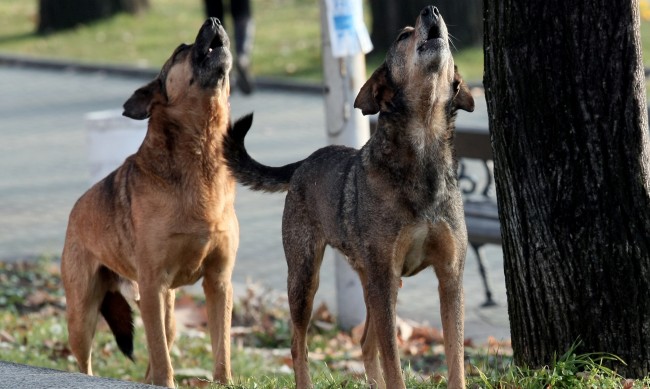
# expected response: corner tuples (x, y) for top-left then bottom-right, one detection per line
(319, 0), (370, 330)
(85, 110), (146, 184)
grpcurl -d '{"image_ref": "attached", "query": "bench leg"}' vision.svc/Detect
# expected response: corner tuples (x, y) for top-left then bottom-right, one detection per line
(470, 242), (497, 307)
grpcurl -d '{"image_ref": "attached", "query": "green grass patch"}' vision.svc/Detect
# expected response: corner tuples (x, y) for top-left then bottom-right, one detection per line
(3, 259), (650, 388)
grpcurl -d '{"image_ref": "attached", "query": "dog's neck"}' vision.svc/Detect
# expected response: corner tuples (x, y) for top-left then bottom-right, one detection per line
(364, 101), (459, 213)
(136, 100), (230, 186)
(376, 86), (458, 160)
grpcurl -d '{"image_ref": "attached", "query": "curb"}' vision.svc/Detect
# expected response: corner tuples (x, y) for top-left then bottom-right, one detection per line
(0, 360), (156, 388)
(0, 52), (325, 95)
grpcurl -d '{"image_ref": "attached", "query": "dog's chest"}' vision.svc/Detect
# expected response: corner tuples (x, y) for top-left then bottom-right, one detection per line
(401, 223), (430, 277)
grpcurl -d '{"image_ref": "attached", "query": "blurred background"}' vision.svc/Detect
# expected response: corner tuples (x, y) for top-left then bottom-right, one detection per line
(3, 0), (650, 90)
(0, 0), (487, 83)
(2, 0), (650, 341)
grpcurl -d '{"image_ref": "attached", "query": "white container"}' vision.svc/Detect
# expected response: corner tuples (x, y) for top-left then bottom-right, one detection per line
(85, 110), (147, 184)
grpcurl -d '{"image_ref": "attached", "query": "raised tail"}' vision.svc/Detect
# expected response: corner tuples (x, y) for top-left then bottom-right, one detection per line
(223, 113), (304, 193)
(100, 290), (134, 361)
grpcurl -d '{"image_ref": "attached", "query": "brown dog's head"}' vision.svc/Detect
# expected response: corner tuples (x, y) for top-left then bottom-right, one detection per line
(354, 6), (474, 119)
(122, 17), (232, 121)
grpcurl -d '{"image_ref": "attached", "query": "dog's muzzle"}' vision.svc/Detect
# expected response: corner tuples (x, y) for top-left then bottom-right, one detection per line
(192, 17), (232, 88)
(417, 6), (445, 52)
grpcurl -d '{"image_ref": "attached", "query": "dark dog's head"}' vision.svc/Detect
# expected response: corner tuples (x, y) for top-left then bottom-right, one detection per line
(122, 18), (232, 121)
(355, 6), (474, 119)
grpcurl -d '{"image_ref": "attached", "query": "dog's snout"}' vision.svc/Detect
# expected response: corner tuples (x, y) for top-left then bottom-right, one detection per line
(206, 17), (222, 27)
(421, 5), (440, 19)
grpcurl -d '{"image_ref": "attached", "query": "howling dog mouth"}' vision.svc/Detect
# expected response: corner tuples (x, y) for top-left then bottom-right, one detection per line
(418, 23), (444, 52)
(191, 18), (232, 88)
(194, 18), (229, 61)
(207, 33), (223, 54)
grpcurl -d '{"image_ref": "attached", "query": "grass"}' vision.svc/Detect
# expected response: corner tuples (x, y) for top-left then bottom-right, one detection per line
(3, 258), (650, 388)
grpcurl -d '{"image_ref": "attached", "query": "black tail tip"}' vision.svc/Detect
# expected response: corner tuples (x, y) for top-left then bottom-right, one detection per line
(231, 112), (254, 137)
(116, 335), (135, 362)
(100, 290), (135, 362)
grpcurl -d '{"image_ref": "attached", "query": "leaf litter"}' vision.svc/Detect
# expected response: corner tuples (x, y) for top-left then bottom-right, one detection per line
(0, 259), (513, 386)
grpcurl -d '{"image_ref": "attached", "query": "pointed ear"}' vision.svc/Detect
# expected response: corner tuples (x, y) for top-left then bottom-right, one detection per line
(122, 80), (161, 120)
(354, 63), (394, 116)
(453, 67), (475, 113)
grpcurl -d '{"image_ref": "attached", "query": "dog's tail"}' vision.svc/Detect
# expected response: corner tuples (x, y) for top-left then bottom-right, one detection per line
(223, 113), (304, 192)
(100, 290), (135, 361)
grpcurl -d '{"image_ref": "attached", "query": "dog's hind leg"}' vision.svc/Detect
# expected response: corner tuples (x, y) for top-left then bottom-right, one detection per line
(284, 218), (326, 388)
(163, 289), (176, 354)
(61, 246), (108, 376)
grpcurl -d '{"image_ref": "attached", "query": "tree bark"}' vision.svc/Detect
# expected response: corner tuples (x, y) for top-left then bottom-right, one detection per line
(484, 0), (650, 377)
(369, 0), (481, 52)
(38, 0), (149, 34)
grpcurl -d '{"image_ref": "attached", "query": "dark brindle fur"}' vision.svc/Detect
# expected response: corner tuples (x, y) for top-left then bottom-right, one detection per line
(224, 6), (474, 389)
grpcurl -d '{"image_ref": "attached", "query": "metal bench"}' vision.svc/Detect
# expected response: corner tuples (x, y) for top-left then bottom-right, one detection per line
(455, 126), (501, 307)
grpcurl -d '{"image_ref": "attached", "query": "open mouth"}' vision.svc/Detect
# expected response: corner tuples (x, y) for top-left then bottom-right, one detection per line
(190, 18), (232, 88)
(207, 30), (223, 54)
(418, 23), (444, 52)
(194, 18), (230, 62)
(427, 24), (441, 41)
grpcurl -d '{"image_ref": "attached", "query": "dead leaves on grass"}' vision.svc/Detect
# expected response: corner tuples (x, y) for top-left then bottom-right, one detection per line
(1, 260), (513, 384)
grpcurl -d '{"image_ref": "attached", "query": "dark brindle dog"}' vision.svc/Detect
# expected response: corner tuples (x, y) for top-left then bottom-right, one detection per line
(61, 18), (237, 387)
(224, 6), (474, 389)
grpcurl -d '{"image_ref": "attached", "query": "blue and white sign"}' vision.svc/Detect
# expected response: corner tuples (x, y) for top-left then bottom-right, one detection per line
(326, 0), (373, 57)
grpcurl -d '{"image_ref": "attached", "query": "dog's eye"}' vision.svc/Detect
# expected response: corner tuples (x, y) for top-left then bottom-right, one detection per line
(397, 31), (411, 42)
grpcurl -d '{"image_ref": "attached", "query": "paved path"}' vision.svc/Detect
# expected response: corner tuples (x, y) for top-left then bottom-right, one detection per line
(0, 360), (155, 388)
(0, 66), (509, 342)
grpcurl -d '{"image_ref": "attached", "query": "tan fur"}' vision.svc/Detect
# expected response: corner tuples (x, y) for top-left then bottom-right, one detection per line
(61, 18), (236, 387)
(222, 6), (474, 389)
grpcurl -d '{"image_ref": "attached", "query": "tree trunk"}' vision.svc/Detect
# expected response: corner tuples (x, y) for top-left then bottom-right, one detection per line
(369, 0), (402, 52)
(484, 0), (650, 377)
(38, 0), (149, 34)
(369, 0), (481, 52)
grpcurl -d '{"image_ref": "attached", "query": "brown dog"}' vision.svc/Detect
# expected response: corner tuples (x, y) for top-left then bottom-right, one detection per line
(61, 18), (237, 388)
(223, 6), (474, 388)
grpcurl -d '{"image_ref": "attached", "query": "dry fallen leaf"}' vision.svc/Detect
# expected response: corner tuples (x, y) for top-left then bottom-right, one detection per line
(622, 378), (635, 389)
(0, 330), (16, 344)
(311, 302), (335, 324)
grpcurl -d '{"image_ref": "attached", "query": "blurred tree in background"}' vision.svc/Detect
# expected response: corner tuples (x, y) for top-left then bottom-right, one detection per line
(38, 0), (150, 34)
(369, 0), (482, 51)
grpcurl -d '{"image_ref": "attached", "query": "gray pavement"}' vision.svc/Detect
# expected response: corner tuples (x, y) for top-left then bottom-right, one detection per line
(0, 360), (156, 388)
(0, 65), (509, 344)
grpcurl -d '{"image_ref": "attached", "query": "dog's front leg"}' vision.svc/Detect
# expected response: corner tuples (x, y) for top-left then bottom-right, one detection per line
(429, 223), (466, 389)
(139, 280), (175, 387)
(358, 271), (386, 389)
(433, 265), (465, 388)
(144, 289), (176, 384)
(203, 255), (235, 384)
(364, 264), (405, 389)
(434, 266), (465, 389)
